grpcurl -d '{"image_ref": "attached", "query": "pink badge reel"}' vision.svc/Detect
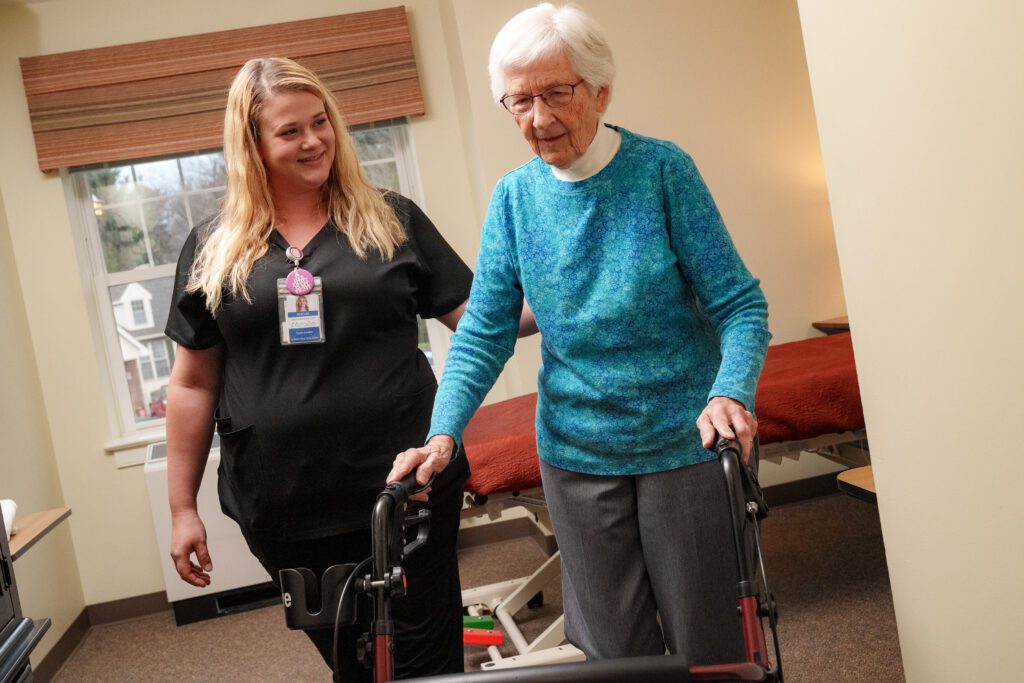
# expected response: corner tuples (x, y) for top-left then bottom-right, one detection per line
(286, 268), (314, 296)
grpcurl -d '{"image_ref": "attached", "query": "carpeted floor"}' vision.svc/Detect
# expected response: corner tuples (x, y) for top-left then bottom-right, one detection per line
(51, 493), (903, 682)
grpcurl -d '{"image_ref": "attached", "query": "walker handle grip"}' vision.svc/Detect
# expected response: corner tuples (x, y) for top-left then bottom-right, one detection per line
(392, 472), (435, 500)
(715, 436), (742, 458)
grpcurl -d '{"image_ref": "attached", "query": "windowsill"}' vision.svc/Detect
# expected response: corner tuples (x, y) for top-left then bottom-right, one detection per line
(104, 428), (166, 468)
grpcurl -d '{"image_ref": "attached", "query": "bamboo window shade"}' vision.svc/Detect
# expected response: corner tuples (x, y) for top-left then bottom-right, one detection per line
(19, 6), (425, 172)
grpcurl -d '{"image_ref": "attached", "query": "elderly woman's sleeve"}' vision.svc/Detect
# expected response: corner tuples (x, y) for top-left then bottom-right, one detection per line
(664, 150), (771, 411)
(428, 184), (523, 444)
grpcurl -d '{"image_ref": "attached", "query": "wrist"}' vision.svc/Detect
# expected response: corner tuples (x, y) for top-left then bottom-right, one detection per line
(428, 434), (456, 452)
(709, 395), (744, 409)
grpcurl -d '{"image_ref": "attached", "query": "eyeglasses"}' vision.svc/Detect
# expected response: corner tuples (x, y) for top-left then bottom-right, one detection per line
(499, 80), (586, 115)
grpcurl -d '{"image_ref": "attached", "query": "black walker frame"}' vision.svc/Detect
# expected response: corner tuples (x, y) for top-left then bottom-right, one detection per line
(280, 437), (783, 682)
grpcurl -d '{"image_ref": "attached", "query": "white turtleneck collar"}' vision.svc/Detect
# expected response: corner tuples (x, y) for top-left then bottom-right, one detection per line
(549, 122), (621, 182)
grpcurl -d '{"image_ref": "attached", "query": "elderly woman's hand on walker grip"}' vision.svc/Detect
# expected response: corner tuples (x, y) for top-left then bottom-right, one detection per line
(387, 435), (455, 502)
(698, 396), (757, 464)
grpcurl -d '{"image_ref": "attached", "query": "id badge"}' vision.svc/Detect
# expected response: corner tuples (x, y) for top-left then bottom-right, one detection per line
(278, 277), (326, 345)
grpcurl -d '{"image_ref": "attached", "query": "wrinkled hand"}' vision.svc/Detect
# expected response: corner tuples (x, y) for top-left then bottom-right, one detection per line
(387, 435), (455, 502)
(170, 510), (212, 587)
(697, 396), (757, 464)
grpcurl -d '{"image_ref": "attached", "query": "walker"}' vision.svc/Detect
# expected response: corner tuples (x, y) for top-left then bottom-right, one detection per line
(280, 435), (783, 682)
(279, 472), (432, 683)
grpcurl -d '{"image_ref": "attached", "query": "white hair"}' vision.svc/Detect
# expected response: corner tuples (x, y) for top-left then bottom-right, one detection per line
(488, 3), (615, 104)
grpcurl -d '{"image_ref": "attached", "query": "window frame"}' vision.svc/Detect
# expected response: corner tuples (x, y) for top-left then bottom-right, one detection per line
(64, 119), (455, 456)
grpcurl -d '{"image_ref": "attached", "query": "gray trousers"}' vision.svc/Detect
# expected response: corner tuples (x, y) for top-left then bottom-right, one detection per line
(540, 457), (750, 665)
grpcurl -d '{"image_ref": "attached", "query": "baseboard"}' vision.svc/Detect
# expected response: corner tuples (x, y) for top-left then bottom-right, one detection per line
(763, 472), (842, 507)
(33, 608), (89, 683)
(527, 516), (558, 555)
(86, 590), (170, 625)
(458, 515), (535, 550)
(459, 510), (558, 556)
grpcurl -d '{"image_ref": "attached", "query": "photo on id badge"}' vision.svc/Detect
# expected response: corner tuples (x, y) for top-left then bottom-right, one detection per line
(278, 278), (325, 345)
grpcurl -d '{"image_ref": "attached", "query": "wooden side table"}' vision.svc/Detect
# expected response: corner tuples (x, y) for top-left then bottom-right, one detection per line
(9, 507), (71, 560)
(837, 466), (876, 504)
(812, 315), (850, 335)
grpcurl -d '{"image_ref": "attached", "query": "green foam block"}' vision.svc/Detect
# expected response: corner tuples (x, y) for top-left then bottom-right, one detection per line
(463, 615), (495, 629)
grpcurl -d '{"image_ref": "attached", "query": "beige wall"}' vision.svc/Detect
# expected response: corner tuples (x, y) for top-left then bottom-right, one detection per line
(798, 1), (1024, 679)
(0, 184), (84, 664)
(0, 0), (845, 661)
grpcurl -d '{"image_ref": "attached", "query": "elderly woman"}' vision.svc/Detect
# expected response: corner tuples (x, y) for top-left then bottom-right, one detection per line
(390, 3), (770, 665)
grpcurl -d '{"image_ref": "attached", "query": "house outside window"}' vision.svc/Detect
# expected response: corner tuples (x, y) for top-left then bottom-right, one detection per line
(113, 284), (155, 331)
(68, 120), (447, 437)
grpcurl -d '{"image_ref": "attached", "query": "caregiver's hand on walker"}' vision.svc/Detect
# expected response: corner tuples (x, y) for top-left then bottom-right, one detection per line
(698, 396), (757, 464)
(387, 434), (455, 502)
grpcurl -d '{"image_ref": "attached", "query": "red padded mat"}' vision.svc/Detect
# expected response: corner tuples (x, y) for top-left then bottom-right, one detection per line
(462, 333), (864, 495)
(754, 332), (864, 445)
(463, 392), (541, 495)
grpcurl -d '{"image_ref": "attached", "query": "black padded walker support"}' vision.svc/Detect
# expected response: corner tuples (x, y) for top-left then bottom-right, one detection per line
(278, 472), (433, 682)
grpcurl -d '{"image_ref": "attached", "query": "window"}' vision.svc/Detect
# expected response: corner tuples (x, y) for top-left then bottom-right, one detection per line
(131, 300), (148, 326)
(68, 119), (448, 437)
(140, 339), (172, 382)
(69, 152), (224, 429)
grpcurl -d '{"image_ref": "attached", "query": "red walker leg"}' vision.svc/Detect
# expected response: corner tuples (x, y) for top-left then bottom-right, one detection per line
(374, 633), (393, 683)
(739, 595), (770, 667)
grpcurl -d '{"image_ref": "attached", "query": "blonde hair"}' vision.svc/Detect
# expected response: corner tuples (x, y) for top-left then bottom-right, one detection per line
(188, 57), (406, 312)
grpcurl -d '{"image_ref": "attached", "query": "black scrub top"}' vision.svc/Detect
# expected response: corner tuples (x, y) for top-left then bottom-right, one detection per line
(166, 193), (473, 540)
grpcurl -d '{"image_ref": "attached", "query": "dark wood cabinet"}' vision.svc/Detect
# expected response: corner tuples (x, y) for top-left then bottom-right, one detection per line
(0, 529), (50, 683)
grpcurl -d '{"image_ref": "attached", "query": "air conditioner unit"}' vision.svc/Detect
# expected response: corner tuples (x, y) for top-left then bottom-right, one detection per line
(145, 439), (278, 625)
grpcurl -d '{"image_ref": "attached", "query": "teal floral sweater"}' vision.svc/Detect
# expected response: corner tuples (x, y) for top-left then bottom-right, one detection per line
(431, 126), (771, 474)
